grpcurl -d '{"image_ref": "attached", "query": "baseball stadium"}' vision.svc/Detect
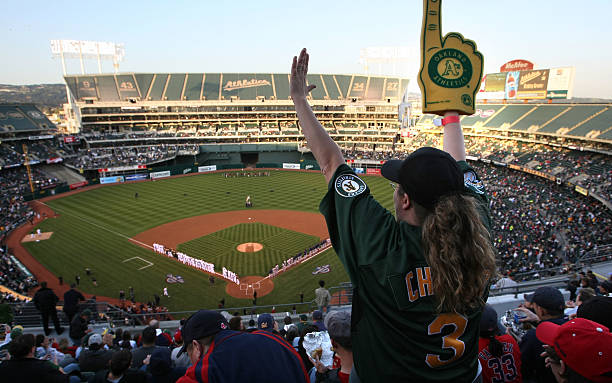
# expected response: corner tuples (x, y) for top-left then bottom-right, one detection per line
(1, 11), (612, 382)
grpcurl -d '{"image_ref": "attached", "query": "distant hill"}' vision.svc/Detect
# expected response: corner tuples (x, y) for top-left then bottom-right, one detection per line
(0, 84), (66, 109)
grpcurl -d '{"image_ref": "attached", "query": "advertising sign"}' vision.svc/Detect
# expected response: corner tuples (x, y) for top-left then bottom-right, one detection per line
(100, 176), (124, 184)
(353, 168), (365, 174)
(150, 171), (171, 179)
(516, 69), (549, 99)
(500, 59), (534, 72)
(63, 136), (77, 143)
(125, 174), (148, 181)
(198, 165), (217, 173)
(98, 165), (147, 173)
(283, 163), (301, 170)
(366, 168), (381, 175)
(547, 67), (574, 99)
(478, 72), (506, 99)
(69, 181), (88, 190)
(504, 71), (521, 100)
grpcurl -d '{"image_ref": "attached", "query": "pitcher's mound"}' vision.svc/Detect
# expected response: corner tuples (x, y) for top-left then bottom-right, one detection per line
(236, 242), (263, 253)
(226, 276), (274, 298)
(22, 232), (53, 243)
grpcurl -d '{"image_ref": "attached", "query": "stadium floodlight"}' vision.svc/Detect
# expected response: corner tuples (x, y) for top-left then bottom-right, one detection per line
(50, 39), (125, 75)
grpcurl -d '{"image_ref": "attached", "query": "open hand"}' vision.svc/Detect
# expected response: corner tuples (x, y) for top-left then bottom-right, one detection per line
(290, 48), (316, 102)
(417, 0), (483, 115)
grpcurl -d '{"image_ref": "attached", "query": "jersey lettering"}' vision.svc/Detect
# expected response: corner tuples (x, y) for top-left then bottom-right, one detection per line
(405, 267), (433, 302)
(416, 267), (433, 297)
(425, 313), (467, 368)
(405, 271), (419, 302)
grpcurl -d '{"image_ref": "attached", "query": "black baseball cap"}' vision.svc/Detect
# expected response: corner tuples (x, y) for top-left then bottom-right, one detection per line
(479, 304), (505, 336)
(524, 286), (564, 312)
(381, 147), (463, 211)
(577, 296), (612, 329)
(177, 310), (229, 356)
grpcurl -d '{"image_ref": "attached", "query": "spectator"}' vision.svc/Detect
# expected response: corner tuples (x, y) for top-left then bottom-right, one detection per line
(245, 319), (257, 333)
(314, 280), (331, 313)
(313, 310), (353, 383)
(69, 309), (91, 346)
(228, 316), (244, 331)
(257, 313), (278, 333)
(292, 48), (496, 382)
(90, 349), (148, 383)
(62, 284), (85, 324)
(33, 281), (64, 336)
(170, 330), (190, 369)
(519, 287), (567, 383)
(576, 295), (612, 329)
(176, 310), (307, 382)
(131, 326), (163, 369)
(478, 305), (522, 383)
(312, 310), (326, 331)
(536, 318), (612, 383)
(0, 333), (75, 382)
(78, 333), (112, 373)
(143, 348), (186, 383)
(564, 287), (595, 317)
(283, 316), (296, 332)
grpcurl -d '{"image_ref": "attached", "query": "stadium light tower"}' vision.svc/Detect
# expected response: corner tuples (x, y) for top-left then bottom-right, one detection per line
(50, 40), (125, 75)
(50, 40), (125, 133)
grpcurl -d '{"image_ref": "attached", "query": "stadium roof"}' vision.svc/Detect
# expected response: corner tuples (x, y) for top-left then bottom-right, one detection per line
(65, 73), (409, 103)
(0, 104), (56, 133)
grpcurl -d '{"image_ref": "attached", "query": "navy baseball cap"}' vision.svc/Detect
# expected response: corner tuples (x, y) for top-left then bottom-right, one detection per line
(312, 310), (323, 320)
(525, 287), (564, 312)
(479, 304), (505, 336)
(177, 310), (229, 355)
(381, 147), (463, 211)
(257, 313), (275, 331)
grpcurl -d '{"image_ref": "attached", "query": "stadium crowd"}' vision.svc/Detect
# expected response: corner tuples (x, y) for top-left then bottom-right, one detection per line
(68, 146), (177, 170)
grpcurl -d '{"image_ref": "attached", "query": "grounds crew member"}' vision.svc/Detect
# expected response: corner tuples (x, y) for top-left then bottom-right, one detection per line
(289, 5), (494, 378)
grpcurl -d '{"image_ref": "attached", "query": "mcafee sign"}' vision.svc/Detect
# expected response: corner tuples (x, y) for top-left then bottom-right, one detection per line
(500, 60), (534, 72)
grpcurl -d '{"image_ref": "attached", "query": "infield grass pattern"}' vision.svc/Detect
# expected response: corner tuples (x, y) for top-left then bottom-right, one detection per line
(22, 170), (395, 311)
(178, 223), (321, 276)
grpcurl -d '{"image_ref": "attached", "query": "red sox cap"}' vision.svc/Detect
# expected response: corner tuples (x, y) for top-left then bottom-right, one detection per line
(381, 147), (463, 211)
(536, 318), (612, 383)
(177, 310), (229, 356)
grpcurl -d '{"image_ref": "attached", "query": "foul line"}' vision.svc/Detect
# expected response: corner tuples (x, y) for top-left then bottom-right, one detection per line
(40, 202), (153, 249)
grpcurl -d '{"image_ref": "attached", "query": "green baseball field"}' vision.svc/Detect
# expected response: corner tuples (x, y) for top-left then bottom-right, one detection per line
(22, 169), (395, 312)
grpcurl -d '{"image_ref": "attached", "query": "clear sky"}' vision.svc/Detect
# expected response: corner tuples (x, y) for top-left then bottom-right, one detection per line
(1, 0), (610, 98)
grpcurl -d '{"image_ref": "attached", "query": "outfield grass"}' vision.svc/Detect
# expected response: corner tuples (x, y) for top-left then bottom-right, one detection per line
(23, 170), (395, 311)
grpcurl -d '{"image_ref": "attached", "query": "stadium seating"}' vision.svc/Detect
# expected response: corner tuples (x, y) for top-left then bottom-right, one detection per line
(567, 106), (612, 138)
(164, 73), (186, 101)
(184, 73), (204, 100)
(460, 105), (505, 126)
(510, 105), (568, 131)
(484, 105), (533, 128)
(148, 74), (168, 101)
(537, 105), (606, 134)
(134, 73), (154, 99)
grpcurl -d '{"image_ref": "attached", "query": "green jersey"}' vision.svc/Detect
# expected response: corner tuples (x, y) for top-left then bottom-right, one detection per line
(319, 161), (491, 382)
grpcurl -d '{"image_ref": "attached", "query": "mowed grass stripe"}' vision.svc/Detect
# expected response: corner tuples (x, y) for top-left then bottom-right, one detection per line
(28, 171), (393, 311)
(178, 223), (320, 276)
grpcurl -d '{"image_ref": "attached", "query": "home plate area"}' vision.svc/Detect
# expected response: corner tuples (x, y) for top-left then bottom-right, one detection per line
(226, 275), (274, 298)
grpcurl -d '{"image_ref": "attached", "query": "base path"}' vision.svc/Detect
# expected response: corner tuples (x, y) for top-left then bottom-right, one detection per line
(226, 275), (274, 299)
(132, 209), (329, 249)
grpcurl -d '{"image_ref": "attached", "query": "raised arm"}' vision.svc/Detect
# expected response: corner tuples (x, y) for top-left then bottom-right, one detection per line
(291, 48), (345, 184)
(442, 111), (466, 162)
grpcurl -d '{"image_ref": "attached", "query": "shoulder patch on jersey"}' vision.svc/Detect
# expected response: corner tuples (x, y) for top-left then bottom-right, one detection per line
(335, 174), (367, 198)
(464, 170), (485, 195)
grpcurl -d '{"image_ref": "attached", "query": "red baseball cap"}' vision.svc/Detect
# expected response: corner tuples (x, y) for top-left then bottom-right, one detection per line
(536, 318), (612, 383)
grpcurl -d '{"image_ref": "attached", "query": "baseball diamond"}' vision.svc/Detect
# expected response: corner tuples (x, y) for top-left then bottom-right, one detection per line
(15, 169), (397, 311)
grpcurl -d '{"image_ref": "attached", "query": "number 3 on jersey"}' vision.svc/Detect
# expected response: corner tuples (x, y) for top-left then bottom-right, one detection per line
(426, 313), (468, 368)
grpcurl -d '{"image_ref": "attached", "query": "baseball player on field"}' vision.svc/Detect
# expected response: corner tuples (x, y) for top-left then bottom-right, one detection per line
(291, 47), (495, 382)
